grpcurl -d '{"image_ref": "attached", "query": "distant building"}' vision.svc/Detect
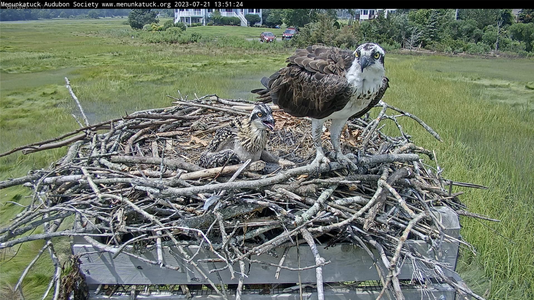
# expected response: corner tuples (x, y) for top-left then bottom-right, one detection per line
(357, 9), (396, 21)
(174, 9), (262, 27)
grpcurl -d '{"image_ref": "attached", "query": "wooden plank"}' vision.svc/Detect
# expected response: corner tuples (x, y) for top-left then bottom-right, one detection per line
(73, 206), (460, 285)
(74, 240), (459, 285)
(86, 284), (457, 299)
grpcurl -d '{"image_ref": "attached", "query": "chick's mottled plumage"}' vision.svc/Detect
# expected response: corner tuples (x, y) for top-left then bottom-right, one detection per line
(198, 103), (275, 168)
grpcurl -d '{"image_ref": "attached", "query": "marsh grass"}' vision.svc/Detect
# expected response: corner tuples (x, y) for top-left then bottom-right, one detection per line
(382, 55), (534, 298)
(1, 19), (533, 299)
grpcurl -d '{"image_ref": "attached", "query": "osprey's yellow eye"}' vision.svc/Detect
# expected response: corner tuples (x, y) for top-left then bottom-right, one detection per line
(373, 52), (380, 59)
(257, 112), (263, 117)
(354, 51), (359, 58)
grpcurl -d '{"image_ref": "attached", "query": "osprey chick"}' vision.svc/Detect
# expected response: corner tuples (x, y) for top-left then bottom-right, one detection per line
(252, 43), (389, 170)
(198, 103), (275, 168)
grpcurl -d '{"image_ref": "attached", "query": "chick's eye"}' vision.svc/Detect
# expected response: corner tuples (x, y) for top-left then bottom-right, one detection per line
(373, 52), (380, 59)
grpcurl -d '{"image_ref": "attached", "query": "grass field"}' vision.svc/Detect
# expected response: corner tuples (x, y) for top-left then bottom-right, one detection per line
(1, 18), (533, 299)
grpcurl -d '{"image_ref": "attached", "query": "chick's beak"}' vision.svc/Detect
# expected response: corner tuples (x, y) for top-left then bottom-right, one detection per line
(263, 117), (275, 131)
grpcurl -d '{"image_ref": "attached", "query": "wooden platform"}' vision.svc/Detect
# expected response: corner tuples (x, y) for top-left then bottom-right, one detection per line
(72, 206), (463, 299)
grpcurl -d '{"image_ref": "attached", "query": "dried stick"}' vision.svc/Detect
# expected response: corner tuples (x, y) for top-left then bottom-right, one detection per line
(178, 162), (257, 181)
(65, 77), (89, 127)
(377, 212), (425, 300)
(295, 184), (337, 225)
(380, 101), (442, 142)
(230, 244), (247, 300)
(22, 133), (87, 155)
(169, 97), (249, 116)
(110, 155), (202, 172)
(301, 228), (325, 300)
(41, 240), (62, 300)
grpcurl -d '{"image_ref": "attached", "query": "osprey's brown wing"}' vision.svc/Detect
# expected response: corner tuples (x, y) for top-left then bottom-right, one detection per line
(252, 45), (356, 120)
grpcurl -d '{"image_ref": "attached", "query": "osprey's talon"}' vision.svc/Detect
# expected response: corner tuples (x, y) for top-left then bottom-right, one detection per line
(309, 150), (330, 176)
(334, 152), (358, 172)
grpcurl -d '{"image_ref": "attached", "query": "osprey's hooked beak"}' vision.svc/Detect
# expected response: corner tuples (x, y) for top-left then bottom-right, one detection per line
(359, 55), (372, 72)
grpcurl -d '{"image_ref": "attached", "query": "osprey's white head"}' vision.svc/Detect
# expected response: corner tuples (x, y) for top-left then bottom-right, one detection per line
(354, 43), (385, 73)
(346, 43), (386, 96)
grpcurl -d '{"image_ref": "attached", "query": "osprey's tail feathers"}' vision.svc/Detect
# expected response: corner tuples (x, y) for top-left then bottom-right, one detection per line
(260, 76), (270, 88)
(251, 76), (274, 103)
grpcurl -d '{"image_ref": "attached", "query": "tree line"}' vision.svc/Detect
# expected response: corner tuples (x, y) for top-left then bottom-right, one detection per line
(0, 9), (133, 20)
(265, 9), (534, 56)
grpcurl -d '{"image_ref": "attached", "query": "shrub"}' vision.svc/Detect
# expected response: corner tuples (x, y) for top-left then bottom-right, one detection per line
(143, 23), (164, 32)
(166, 27), (183, 35)
(466, 42), (491, 54)
(188, 32), (202, 43)
(245, 14), (261, 26)
(221, 16), (241, 26)
(174, 22), (187, 31)
(163, 19), (174, 31)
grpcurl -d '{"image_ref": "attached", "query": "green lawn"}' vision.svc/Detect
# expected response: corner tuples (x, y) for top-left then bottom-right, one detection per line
(1, 18), (533, 299)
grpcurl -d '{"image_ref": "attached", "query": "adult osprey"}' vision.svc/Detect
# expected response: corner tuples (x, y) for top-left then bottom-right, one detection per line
(252, 43), (389, 170)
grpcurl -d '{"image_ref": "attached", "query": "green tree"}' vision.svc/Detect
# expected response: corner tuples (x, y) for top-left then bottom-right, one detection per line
(509, 22), (534, 52)
(284, 9), (318, 28)
(210, 10), (222, 25)
(291, 13), (361, 48)
(458, 9), (510, 29)
(263, 9), (283, 28)
(87, 10), (100, 19)
(245, 14), (261, 26)
(128, 9), (158, 30)
(518, 9), (534, 23)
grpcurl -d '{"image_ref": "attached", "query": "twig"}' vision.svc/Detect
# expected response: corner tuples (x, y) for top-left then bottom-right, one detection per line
(65, 77), (89, 127)
(169, 97), (249, 116)
(301, 228), (325, 300)
(380, 101), (442, 142)
(377, 213), (425, 300)
(295, 184), (337, 225)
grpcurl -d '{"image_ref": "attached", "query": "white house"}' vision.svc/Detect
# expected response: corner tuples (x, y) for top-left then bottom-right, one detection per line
(357, 9), (396, 21)
(174, 9), (262, 27)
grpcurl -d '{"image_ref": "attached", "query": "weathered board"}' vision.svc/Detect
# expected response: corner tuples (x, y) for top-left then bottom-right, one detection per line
(86, 284), (457, 299)
(72, 206), (462, 299)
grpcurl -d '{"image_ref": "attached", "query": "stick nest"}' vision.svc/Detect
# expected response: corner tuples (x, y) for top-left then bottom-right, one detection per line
(0, 94), (488, 300)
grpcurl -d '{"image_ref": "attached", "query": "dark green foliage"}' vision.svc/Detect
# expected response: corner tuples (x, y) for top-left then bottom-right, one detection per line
(174, 22), (187, 31)
(508, 23), (534, 52)
(163, 19), (175, 31)
(283, 9), (318, 27)
(341, 9), (534, 55)
(128, 9), (158, 30)
(245, 14), (261, 26)
(291, 13), (361, 49)
(262, 9), (283, 28)
(518, 9), (534, 23)
(87, 10), (100, 19)
(210, 10), (241, 26)
(0, 9), (129, 21)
